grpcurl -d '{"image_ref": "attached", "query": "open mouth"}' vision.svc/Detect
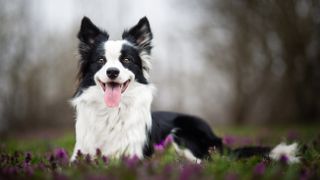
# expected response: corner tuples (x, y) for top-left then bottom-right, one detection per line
(98, 80), (131, 94)
(98, 79), (131, 108)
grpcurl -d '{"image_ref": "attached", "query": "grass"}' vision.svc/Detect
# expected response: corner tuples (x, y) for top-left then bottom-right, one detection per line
(1, 125), (320, 179)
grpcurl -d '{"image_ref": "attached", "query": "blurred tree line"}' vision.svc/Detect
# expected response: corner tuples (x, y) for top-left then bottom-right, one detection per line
(202, 0), (320, 124)
(0, 2), (76, 134)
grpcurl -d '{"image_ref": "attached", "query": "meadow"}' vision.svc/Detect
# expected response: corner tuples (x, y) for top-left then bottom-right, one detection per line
(1, 125), (319, 179)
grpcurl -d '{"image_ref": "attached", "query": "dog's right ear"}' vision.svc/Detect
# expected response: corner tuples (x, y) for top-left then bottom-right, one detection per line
(122, 17), (153, 53)
(78, 16), (109, 45)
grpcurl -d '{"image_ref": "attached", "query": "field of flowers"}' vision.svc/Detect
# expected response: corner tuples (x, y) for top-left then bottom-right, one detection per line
(0, 125), (319, 179)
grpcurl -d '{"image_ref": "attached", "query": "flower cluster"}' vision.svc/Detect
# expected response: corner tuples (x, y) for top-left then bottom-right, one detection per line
(0, 134), (319, 179)
(154, 135), (174, 152)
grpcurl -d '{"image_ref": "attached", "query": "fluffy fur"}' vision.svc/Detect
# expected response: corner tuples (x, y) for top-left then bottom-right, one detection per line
(269, 142), (300, 163)
(70, 16), (299, 164)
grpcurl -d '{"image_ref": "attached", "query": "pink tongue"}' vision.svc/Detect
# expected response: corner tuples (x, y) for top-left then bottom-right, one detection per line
(104, 84), (121, 108)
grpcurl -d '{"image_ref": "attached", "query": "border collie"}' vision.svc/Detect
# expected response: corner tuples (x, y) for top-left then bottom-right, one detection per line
(70, 16), (299, 164)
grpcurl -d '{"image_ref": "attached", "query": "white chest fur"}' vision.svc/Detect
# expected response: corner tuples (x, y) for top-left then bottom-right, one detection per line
(70, 83), (154, 161)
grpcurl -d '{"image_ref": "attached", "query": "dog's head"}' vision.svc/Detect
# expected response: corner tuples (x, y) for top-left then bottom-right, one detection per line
(76, 17), (153, 108)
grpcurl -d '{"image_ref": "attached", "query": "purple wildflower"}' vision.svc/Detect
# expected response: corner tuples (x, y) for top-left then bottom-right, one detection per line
(37, 161), (46, 171)
(54, 148), (69, 165)
(124, 155), (140, 168)
(85, 154), (92, 164)
(23, 162), (34, 176)
(253, 162), (266, 175)
(54, 148), (68, 159)
(154, 144), (165, 152)
(102, 155), (109, 165)
(49, 154), (57, 170)
(25, 152), (32, 164)
(49, 154), (55, 162)
(223, 136), (236, 146)
(164, 135), (174, 146)
(179, 164), (202, 180)
(77, 149), (83, 159)
(279, 154), (288, 164)
(154, 135), (174, 152)
(96, 148), (102, 157)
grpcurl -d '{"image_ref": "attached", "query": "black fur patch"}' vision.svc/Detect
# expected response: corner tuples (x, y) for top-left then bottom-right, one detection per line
(120, 44), (148, 84)
(122, 17), (153, 54)
(149, 111), (272, 160)
(232, 146), (271, 158)
(75, 17), (109, 96)
(150, 111), (223, 159)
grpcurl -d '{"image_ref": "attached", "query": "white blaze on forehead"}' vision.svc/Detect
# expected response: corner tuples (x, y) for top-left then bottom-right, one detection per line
(104, 40), (134, 60)
(103, 40), (151, 80)
(104, 40), (125, 60)
(95, 40), (135, 85)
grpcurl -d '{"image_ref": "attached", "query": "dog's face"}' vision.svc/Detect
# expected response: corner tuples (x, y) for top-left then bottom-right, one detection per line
(76, 17), (153, 108)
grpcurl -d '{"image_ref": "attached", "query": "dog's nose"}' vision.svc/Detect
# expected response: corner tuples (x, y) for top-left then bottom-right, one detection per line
(106, 68), (120, 79)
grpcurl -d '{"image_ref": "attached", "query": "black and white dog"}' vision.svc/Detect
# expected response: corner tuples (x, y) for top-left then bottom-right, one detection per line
(70, 16), (299, 163)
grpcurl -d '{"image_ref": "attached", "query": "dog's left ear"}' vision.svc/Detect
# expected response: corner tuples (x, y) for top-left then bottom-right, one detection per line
(122, 17), (153, 53)
(78, 16), (109, 45)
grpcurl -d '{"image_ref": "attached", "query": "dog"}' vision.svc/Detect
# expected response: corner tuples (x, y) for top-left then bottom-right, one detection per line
(70, 16), (299, 164)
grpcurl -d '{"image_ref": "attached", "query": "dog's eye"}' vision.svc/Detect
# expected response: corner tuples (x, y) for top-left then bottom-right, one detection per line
(121, 57), (131, 64)
(97, 57), (106, 64)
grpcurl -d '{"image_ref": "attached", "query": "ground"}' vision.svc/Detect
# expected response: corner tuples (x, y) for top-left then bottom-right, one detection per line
(0, 125), (319, 179)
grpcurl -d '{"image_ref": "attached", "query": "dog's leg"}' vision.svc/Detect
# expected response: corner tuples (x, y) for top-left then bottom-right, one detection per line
(70, 144), (79, 162)
(152, 111), (223, 161)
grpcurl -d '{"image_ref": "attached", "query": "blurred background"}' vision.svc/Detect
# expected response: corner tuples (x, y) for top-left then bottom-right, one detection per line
(0, 0), (319, 135)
